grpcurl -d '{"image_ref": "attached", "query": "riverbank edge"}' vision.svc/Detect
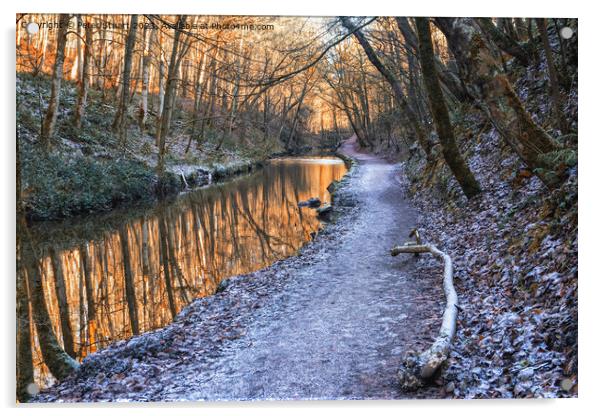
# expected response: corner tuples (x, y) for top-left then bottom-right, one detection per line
(182, 147), (350, 190)
(31, 151), (360, 402)
(25, 148), (343, 224)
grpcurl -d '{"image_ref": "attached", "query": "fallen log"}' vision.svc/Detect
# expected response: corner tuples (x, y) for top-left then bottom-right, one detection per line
(390, 240), (458, 391)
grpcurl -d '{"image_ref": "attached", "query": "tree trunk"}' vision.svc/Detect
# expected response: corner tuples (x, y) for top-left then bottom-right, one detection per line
(141, 218), (151, 278)
(285, 78), (312, 151)
(16, 131), (33, 402)
(157, 15), (187, 179)
(475, 18), (531, 66)
(391, 241), (458, 390)
(96, 24), (106, 90)
(415, 18), (481, 198)
(119, 226), (140, 335)
(40, 13), (70, 148)
(16, 267), (34, 402)
(157, 57), (166, 129)
(158, 216), (177, 318)
(16, 133), (34, 402)
(186, 49), (207, 152)
(139, 24), (156, 131)
(501, 18), (521, 43)
(79, 243), (97, 351)
(514, 18), (529, 41)
(395, 17), (469, 103)
(112, 14), (138, 145)
(535, 18), (569, 134)
(73, 17), (93, 128)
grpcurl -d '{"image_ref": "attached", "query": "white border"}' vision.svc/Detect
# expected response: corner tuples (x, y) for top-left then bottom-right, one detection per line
(3, 1), (597, 415)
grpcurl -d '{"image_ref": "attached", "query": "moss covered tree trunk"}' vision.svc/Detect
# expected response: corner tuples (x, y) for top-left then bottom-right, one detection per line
(435, 17), (562, 188)
(40, 13), (70, 148)
(396, 17), (469, 103)
(475, 18), (531, 66)
(415, 18), (481, 198)
(16, 133), (34, 402)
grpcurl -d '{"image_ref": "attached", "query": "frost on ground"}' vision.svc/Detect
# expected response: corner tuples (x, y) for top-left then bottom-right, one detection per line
(399, 124), (577, 398)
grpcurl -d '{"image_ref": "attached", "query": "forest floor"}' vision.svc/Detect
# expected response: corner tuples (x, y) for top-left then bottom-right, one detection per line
(399, 121), (578, 398)
(33, 137), (447, 402)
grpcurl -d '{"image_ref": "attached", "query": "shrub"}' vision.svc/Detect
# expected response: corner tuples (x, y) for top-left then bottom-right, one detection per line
(21, 144), (158, 220)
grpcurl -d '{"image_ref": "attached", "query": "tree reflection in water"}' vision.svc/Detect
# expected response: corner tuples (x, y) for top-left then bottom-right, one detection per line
(18, 157), (347, 389)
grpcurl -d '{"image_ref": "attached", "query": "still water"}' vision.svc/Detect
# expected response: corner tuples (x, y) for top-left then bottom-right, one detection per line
(18, 157), (347, 388)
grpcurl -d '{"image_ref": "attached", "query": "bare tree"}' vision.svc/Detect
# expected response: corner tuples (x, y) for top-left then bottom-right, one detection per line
(535, 18), (569, 134)
(156, 15), (188, 180)
(139, 21), (156, 131)
(73, 16), (93, 128)
(415, 18), (481, 198)
(40, 13), (70, 148)
(339, 17), (433, 160)
(112, 14), (139, 145)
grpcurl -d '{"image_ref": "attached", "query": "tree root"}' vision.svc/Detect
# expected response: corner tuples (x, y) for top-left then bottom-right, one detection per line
(390, 237), (458, 391)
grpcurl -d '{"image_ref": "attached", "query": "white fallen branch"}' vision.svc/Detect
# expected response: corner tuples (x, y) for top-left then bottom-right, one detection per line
(390, 240), (458, 390)
(180, 172), (189, 189)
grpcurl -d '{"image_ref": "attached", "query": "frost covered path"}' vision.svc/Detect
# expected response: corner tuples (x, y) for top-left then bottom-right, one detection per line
(35, 138), (439, 402)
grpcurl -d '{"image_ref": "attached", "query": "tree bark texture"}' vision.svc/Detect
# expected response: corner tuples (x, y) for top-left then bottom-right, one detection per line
(41, 13), (70, 147)
(415, 18), (481, 198)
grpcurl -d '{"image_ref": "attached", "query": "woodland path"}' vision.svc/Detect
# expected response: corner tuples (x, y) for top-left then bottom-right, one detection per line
(35, 137), (438, 402)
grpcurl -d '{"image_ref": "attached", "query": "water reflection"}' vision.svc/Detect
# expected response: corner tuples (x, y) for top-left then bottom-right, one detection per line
(17, 157), (346, 389)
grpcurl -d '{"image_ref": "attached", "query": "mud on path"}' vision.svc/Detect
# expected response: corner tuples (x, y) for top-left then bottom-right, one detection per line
(34, 138), (443, 402)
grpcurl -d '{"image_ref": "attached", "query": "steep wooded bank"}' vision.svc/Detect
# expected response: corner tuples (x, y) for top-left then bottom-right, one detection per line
(399, 116), (577, 398)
